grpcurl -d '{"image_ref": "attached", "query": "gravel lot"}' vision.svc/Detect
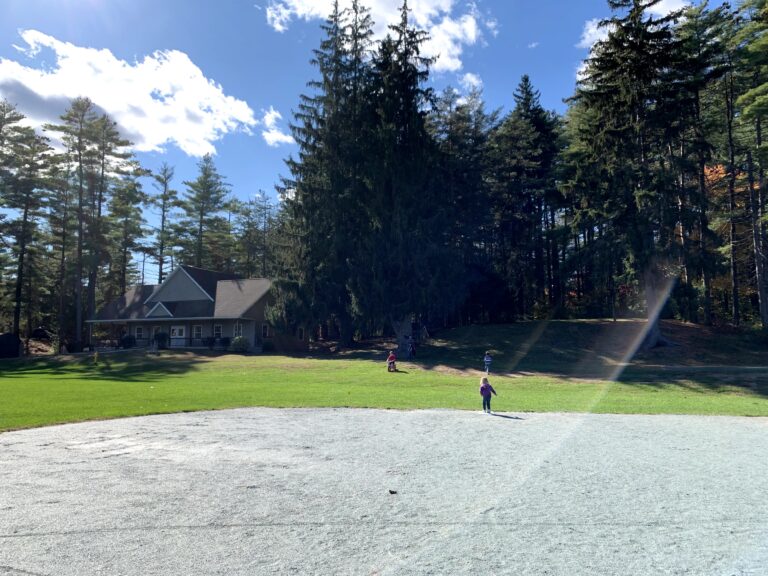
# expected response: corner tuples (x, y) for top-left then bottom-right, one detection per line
(2, 408), (768, 575)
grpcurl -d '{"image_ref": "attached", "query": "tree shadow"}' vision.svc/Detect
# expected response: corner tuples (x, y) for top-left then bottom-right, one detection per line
(0, 350), (212, 383)
(615, 366), (768, 396)
(404, 320), (768, 396)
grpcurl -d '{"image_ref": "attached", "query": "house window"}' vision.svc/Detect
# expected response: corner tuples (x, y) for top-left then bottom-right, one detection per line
(297, 327), (305, 341)
(214, 325), (222, 339)
(262, 323), (271, 339)
(234, 323), (243, 338)
(135, 326), (144, 339)
(170, 326), (185, 338)
(192, 325), (202, 340)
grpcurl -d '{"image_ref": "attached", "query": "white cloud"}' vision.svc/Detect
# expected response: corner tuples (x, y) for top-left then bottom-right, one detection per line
(0, 29), (257, 157)
(648, 0), (690, 16)
(260, 105), (295, 147)
(577, 18), (608, 49)
(263, 0), (492, 73)
(459, 72), (482, 91)
(577, 1), (689, 50)
(528, 41), (539, 49)
(485, 17), (499, 38)
(576, 59), (589, 82)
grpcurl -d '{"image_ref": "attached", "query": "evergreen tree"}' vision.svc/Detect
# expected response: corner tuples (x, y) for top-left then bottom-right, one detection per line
(45, 97), (99, 351)
(428, 87), (501, 322)
(278, 0), (374, 345)
(179, 153), (229, 269)
(150, 162), (178, 283)
(107, 174), (147, 297)
(0, 102), (53, 336)
(574, 0), (682, 346)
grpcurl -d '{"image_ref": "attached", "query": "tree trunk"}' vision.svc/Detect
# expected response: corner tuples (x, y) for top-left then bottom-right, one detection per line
(640, 268), (664, 351)
(697, 157), (713, 325)
(57, 188), (69, 353)
(12, 201), (30, 336)
(196, 212), (204, 268)
(747, 151), (768, 328)
(390, 316), (413, 354)
(158, 201), (167, 283)
(725, 70), (740, 326)
(74, 146), (85, 352)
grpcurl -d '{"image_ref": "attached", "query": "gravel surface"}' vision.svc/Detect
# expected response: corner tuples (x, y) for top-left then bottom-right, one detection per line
(2, 408), (768, 575)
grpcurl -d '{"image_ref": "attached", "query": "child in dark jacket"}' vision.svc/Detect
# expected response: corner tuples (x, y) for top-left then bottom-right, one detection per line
(479, 376), (497, 413)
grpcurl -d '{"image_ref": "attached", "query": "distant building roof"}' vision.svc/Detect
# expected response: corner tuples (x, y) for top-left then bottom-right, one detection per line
(180, 265), (241, 299)
(214, 279), (272, 318)
(94, 285), (157, 321)
(163, 300), (216, 318)
(91, 270), (272, 323)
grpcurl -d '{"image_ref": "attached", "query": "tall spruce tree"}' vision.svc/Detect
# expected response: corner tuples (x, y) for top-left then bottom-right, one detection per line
(574, 0), (683, 346)
(279, 0), (374, 345)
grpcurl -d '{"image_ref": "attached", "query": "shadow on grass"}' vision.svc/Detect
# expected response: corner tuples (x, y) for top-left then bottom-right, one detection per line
(616, 366), (768, 396)
(0, 350), (212, 383)
(333, 320), (768, 397)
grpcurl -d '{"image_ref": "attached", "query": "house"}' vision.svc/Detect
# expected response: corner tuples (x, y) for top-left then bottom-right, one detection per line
(88, 265), (307, 352)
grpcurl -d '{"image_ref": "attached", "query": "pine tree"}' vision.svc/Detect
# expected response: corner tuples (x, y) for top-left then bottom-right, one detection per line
(150, 162), (178, 283)
(107, 174), (147, 297)
(179, 154), (229, 269)
(45, 97), (99, 351)
(0, 102), (53, 336)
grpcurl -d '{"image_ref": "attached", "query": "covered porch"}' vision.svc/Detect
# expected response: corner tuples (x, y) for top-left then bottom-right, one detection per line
(88, 318), (265, 351)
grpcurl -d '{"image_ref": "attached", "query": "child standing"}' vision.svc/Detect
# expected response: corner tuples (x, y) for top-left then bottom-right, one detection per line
(479, 376), (497, 413)
(387, 350), (397, 372)
(483, 351), (492, 374)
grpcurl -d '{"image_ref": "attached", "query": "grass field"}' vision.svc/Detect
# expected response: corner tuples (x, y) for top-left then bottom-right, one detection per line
(1, 319), (766, 431)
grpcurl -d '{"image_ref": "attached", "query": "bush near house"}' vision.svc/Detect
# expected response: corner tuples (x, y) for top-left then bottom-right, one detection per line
(229, 336), (249, 353)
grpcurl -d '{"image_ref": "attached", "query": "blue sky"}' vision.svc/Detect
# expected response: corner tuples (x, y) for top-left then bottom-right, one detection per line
(0, 0), (688, 279)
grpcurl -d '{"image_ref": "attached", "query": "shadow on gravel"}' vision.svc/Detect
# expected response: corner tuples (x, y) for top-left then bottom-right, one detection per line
(491, 413), (523, 420)
(0, 350), (211, 383)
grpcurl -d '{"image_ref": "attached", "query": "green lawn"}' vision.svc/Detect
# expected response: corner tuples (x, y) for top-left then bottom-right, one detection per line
(1, 320), (767, 431)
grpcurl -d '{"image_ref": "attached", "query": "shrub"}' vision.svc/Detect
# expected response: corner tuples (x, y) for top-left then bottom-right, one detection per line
(261, 341), (275, 353)
(219, 337), (231, 350)
(154, 332), (169, 349)
(229, 336), (249, 353)
(120, 334), (136, 349)
(203, 336), (216, 350)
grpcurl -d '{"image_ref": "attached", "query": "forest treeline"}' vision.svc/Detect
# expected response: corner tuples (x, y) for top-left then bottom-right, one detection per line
(1, 0), (767, 351)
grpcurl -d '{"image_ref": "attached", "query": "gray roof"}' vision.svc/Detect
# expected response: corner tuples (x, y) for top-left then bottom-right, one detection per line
(92, 274), (272, 322)
(162, 300), (215, 317)
(181, 265), (241, 299)
(94, 285), (157, 321)
(214, 279), (272, 318)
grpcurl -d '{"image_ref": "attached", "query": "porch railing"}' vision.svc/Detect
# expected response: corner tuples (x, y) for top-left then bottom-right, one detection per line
(95, 337), (232, 350)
